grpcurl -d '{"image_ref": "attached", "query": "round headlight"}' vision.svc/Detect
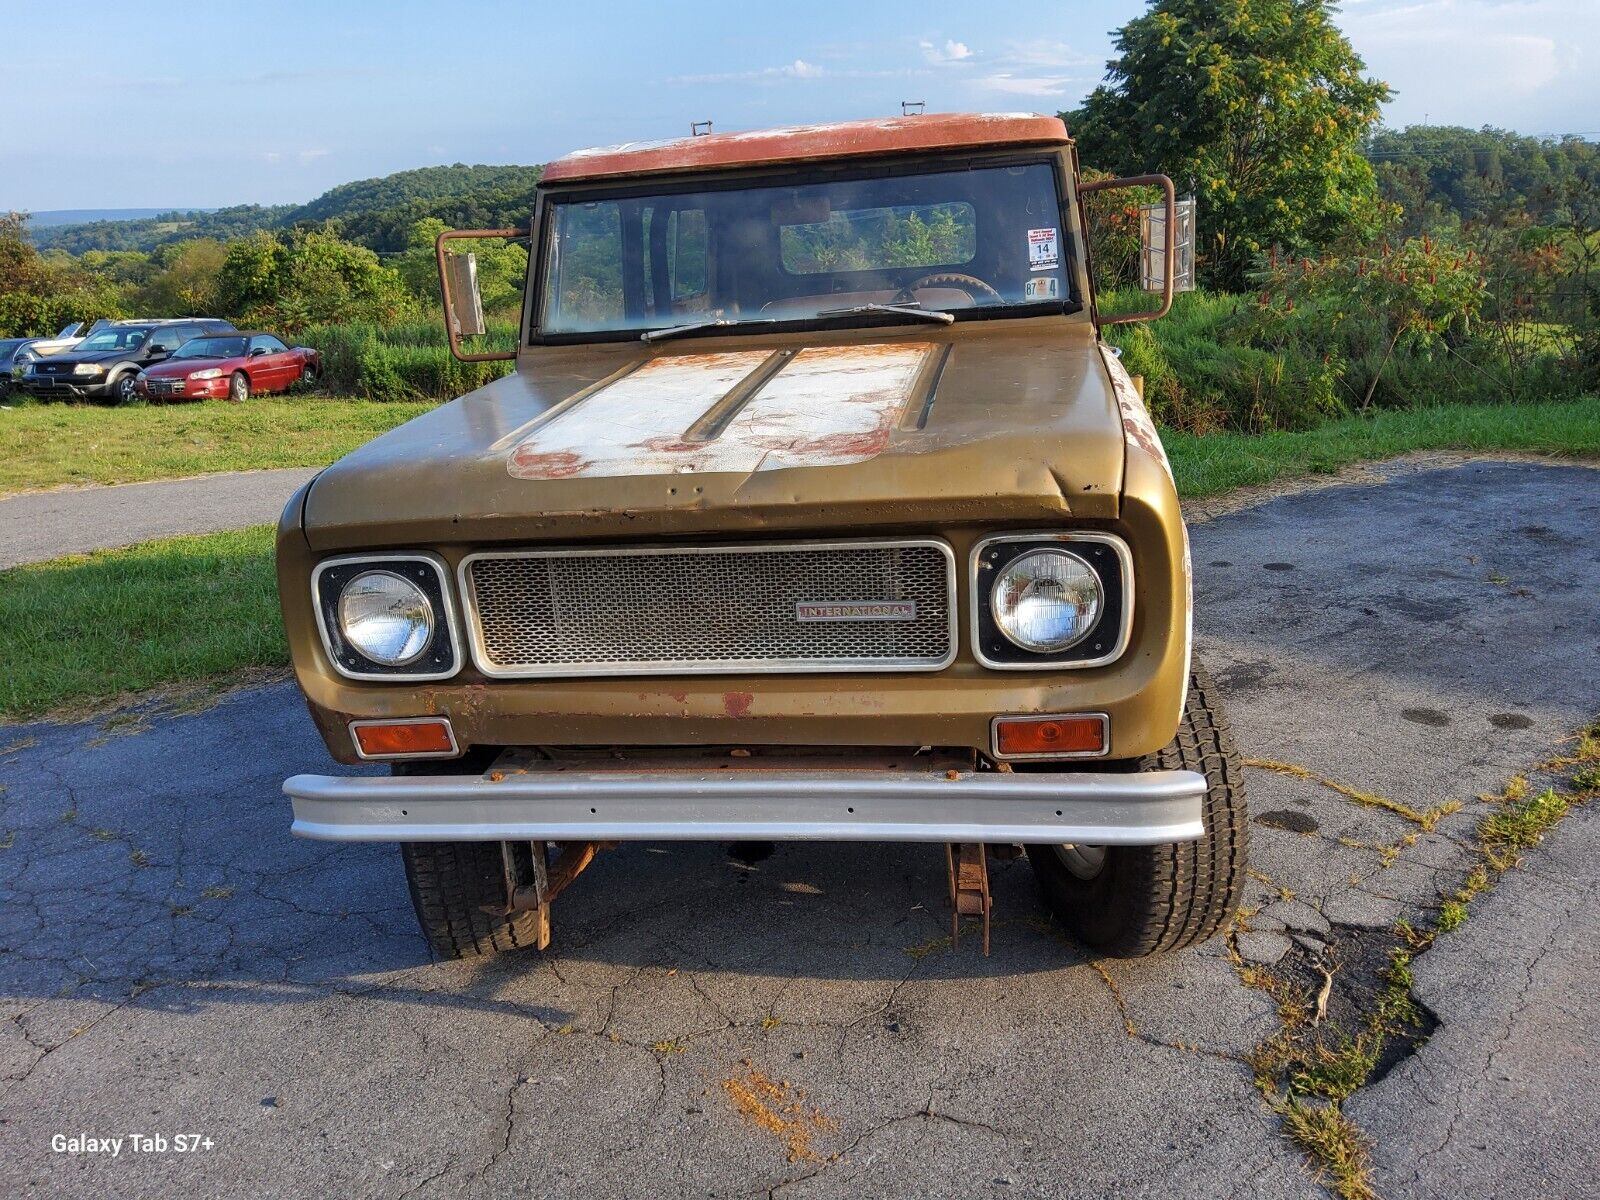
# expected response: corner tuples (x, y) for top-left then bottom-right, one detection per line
(990, 549), (1103, 652)
(337, 571), (434, 665)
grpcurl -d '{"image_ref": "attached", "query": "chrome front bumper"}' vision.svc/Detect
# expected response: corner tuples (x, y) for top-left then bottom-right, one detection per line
(284, 766), (1207, 845)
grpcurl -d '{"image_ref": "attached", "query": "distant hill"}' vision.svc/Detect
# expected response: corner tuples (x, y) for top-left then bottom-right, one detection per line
(27, 207), (213, 228)
(27, 164), (544, 256)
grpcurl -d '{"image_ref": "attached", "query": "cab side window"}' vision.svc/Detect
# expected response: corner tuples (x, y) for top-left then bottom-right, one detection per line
(251, 335), (289, 354)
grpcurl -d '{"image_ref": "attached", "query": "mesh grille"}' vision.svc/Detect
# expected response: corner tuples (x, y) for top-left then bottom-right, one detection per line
(466, 542), (953, 676)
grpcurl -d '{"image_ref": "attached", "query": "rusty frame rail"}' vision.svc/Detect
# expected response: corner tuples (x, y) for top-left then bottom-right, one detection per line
(435, 227), (529, 362)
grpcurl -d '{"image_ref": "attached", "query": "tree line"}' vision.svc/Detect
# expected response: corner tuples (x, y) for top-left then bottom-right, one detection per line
(27, 164), (544, 257)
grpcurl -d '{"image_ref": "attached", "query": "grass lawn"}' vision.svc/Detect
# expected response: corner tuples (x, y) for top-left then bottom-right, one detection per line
(0, 398), (432, 496)
(3, 397), (1597, 722)
(1167, 396), (1600, 497)
(1, 527), (282, 721)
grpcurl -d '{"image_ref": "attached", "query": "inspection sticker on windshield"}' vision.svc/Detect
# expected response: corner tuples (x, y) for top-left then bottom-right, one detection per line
(1028, 227), (1059, 271)
(1025, 276), (1060, 301)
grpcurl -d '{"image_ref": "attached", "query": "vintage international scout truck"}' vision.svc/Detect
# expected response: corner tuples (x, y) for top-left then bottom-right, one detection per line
(279, 112), (1246, 959)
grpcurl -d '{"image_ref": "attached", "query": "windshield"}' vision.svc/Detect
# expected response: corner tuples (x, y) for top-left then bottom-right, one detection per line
(76, 327), (151, 353)
(0, 339), (25, 357)
(539, 160), (1073, 338)
(173, 336), (246, 359)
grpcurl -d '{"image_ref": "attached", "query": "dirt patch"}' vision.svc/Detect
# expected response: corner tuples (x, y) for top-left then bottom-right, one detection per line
(721, 1067), (838, 1163)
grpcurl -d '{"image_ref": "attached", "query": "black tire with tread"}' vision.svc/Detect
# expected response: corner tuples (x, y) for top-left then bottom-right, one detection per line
(395, 760), (544, 960)
(1026, 665), (1248, 957)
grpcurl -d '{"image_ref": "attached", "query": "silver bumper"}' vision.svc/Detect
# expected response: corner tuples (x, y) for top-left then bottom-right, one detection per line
(284, 767), (1207, 845)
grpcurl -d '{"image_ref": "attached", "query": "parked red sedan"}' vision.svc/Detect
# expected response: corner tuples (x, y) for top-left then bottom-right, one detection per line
(136, 331), (321, 402)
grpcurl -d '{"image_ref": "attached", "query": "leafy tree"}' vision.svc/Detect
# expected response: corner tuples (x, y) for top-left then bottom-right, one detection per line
(1070, 0), (1391, 289)
(0, 212), (127, 336)
(216, 228), (416, 333)
(140, 239), (228, 314)
(395, 218), (528, 318)
(1367, 126), (1600, 234)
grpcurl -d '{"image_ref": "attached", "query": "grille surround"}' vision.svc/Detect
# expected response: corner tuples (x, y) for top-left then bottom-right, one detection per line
(458, 538), (958, 678)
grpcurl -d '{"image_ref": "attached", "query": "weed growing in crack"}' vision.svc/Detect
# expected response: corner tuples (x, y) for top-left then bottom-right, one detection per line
(1278, 1098), (1377, 1200)
(1480, 786), (1570, 860)
(1241, 720), (1600, 1200)
(1290, 1034), (1381, 1101)
(1244, 758), (1460, 830)
(1435, 898), (1469, 933)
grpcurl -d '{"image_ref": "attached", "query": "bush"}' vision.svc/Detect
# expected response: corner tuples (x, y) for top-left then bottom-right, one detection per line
(1104, 291), (1343, 431)
(1104, 231), (1593, 432)
(301, 320), (517, 401)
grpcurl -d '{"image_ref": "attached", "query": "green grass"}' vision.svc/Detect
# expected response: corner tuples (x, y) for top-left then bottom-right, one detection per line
(0, 398), (431, 496)
(2, 396), (1599, 722)
(1167, 396), (1600, 497)
(0, 527), (282, 720)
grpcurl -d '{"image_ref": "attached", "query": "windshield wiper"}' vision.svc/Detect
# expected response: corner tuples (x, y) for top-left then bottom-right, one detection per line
(813, 302), (954, 325)
(640, 317), (775, 343)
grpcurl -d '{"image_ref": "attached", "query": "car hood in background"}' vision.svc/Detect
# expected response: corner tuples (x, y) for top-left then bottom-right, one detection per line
(301, 319), (1127, 549)
(28, 349), (132, 370)
(142, 357), (238, 378)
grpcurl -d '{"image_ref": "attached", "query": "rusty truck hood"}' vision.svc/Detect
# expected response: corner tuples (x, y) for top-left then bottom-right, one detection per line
(301, 319), (1125, 549)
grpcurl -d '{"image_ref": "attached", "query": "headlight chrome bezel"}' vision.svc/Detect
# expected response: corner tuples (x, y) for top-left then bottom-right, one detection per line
(311, 552), (462, 681)
(969, 532), (1134, 670)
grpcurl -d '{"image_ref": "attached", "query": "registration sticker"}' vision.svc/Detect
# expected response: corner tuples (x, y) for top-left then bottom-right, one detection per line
(1028, 227), (1059, 271)
(1025, 276), (1060, 301)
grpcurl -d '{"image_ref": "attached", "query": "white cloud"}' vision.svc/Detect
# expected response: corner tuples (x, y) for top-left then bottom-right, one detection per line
(920, 39), (973, 65)
(1337, 0), (1593, 126)
(670, 60), (920, 85)
(975, 72), (1076, 97)
(994, 39), (1095, 70)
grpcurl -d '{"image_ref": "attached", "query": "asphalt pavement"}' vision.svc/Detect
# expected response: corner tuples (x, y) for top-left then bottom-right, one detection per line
(0, 468), (318, 567)
(2, 459), (1598, 1198)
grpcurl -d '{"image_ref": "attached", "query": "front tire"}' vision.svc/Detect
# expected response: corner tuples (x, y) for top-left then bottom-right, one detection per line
(394, 760), (546, 960)
(114, 372), (139, 404)
(228, 371), (251, 402)
(1026, 666), (1248, 957)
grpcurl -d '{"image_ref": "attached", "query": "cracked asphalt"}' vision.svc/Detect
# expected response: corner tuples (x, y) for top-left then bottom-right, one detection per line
(2, 459), (1598, 1198)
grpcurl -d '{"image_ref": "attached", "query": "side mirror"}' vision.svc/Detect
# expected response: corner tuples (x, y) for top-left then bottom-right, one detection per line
(148, 348), (170, 360)
(249, 346), (269, 357)
(436, 227), (527, 363)
(1079, 174), (1178, 326)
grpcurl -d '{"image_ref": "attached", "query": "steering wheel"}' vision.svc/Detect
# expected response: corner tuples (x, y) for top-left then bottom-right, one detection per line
(893, 272), (1004, 306)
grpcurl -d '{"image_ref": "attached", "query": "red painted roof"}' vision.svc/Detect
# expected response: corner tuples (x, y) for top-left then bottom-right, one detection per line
(542, 112), (1070, 184)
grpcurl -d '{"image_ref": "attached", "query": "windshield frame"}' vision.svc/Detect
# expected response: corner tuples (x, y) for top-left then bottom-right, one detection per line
(525, 149), (1083, 346)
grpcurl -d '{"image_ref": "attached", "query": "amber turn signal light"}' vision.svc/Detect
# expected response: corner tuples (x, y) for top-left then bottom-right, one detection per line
(350, 718), (457, 759)
(992, 713), (1107, 759)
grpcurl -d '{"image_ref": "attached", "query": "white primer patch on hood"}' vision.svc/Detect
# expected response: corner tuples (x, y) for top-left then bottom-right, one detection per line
(508, 343), (933, 480)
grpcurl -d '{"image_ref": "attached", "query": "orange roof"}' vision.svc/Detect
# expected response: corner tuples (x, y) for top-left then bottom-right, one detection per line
(542, 112), (1070, 184)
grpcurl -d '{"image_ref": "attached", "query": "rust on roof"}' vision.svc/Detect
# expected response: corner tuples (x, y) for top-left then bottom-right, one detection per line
(542, 112), (1070, 184)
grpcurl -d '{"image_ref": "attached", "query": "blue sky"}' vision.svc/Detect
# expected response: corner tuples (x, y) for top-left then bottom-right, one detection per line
(4, 0), (1596, 212)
